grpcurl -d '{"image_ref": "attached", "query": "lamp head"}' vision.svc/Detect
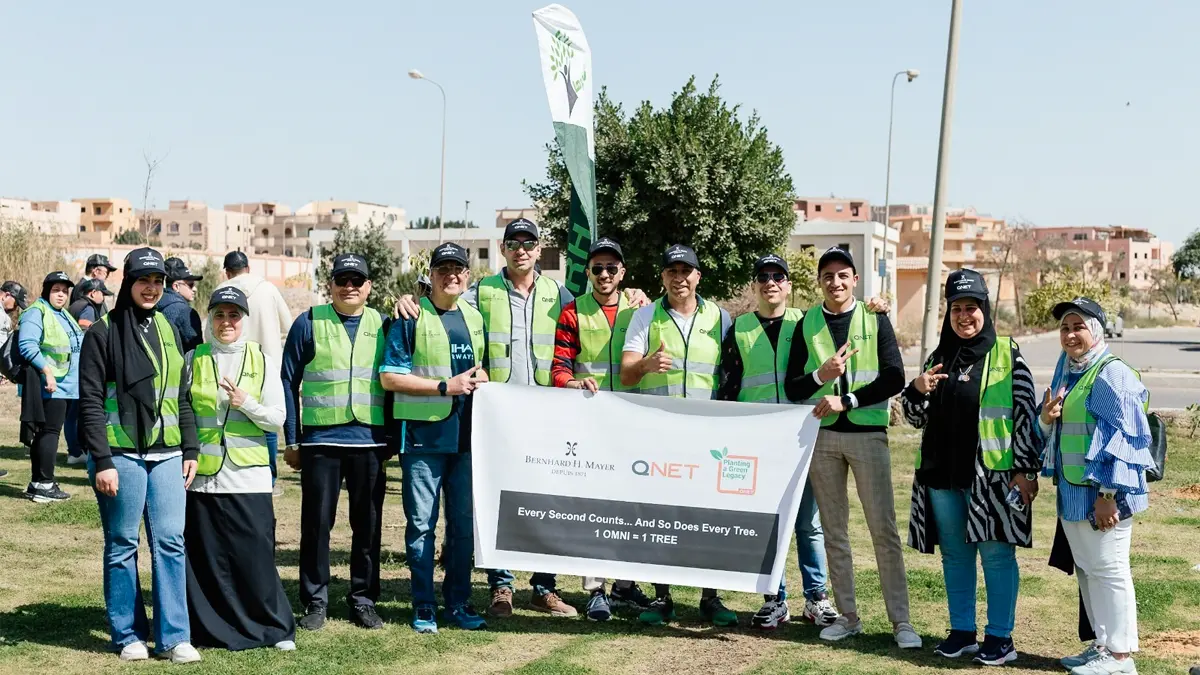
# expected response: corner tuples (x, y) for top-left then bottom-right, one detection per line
(408, 69), (424, 80)
(905, 69), (920, 82)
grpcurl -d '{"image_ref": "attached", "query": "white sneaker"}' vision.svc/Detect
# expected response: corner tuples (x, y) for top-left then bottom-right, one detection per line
(819, 615), (864, 641)
(894, 622), (923, 649)
(67, 454), (88, 466)
(119, 641), (149, 661)
(803, 596), (838, 627)
(1070, 653), (1137, 675)
(751, 598), (790, 630)
(163, 642), (201, 664)
(1062, 643), (1107, 670)
(274, 640), (297, 651)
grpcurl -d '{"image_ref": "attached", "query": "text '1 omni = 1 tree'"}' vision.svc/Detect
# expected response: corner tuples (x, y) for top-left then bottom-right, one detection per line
(525, 76), (798, 301)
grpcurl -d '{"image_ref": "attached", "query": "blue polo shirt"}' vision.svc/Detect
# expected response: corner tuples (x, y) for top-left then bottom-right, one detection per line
(382, 306), (476, 454)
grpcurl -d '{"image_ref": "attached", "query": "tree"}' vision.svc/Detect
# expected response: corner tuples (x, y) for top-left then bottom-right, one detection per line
(191, 258), (223, 318)
(139, 148), (167, 234)
(1173, 229), (1200, 280)
(114, 229), (146, 245)
(525, 76), (797, 301)
(1149, 266), (1195, 322)
(409, 217), (476, 230)
(1023, 267), (1116, 327)
(315, 216), (403, 314)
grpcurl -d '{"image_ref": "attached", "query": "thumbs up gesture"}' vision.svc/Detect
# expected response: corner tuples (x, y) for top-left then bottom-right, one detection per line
(818, 343), (860, 383)
(644, 340), (673, 374)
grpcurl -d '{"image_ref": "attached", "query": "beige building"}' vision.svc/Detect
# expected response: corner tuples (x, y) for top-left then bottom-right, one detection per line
(0, 198), (80, 235)
(230, 200), (408, 257)
(74, 197), (137, 244)
(140, 201), (252, 254)
(1028, 226), (1173, 290)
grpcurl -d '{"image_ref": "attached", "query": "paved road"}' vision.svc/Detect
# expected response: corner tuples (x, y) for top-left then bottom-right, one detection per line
(903, 327), (1200, 410)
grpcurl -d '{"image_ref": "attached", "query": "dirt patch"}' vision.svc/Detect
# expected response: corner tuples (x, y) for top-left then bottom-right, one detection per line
(1143, 630), (1200, 657)
(1174, 484), (1200, 500)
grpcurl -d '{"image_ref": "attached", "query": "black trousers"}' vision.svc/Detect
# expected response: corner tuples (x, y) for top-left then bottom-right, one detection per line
(298, 444), (389, 609)
(30, 398), (69, 483)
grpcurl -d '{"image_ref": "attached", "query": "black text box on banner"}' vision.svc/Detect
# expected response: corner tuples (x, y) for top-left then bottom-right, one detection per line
(495, 491), (779, 575)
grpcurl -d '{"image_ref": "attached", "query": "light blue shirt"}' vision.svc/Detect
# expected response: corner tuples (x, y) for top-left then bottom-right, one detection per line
(18, 299), (83, 399)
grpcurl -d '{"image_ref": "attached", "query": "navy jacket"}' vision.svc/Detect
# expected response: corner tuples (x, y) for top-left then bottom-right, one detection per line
(156, 289), (203, 353)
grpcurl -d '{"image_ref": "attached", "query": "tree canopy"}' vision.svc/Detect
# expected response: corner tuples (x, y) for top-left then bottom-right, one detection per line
(316, 217), (402, 313)
(1172, 229), (1200, 280)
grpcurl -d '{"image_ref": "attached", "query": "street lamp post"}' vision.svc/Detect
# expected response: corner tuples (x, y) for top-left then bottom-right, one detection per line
(883, 68), (919, 266)
(408, 69), (447, 244)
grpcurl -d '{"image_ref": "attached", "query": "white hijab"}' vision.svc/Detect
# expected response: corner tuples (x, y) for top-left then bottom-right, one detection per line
(1062, 312), (1108, 374)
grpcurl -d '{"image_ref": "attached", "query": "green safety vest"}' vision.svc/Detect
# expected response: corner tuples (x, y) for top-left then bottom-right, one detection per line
(573, 293), (635, 392)
(913, 337), (1015, 471)
(734, 308), (803, 404)
(640, 298), (723, 399)
(476, 273), (560, 386)
(1057, 354), (1147, 486)
(31, 298), (81, 379)
(300, 304), (386, 427)
(103, 313), (184, 449)
(191, 341), (268, 476)
(393, 297), (485, 421)
(801, 302), (890, 427)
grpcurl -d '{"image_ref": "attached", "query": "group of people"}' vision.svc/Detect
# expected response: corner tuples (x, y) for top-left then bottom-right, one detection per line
(6, 217), (1155, 674)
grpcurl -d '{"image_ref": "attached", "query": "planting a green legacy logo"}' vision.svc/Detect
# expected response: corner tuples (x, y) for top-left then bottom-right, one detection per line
(710, 447), (759, 496)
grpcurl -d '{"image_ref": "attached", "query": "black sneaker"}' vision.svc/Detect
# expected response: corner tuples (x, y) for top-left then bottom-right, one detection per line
(585, 590), (612, 622)
(298, 603), (326, 631)
(26, 483), (70, 504)
(610, 582), (652, 612)
(638, 595), (675, 626)
(0, 468), (9, 479)
(352, 604), (384, 630)
(935, 630), (979, 658)
(751, 595), (790, 630)
(973, 635), (1017, 666)
(699, 595), (738, 627)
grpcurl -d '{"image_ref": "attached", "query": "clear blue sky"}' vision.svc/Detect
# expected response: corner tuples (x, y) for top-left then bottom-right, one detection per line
(3, 1), (1197, 243)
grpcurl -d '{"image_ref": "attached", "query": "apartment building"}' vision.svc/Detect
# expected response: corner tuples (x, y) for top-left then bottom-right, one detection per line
(74, 197), (137, 244)
(225, 200), (409, 257)
(795, 197), (871, 223)
(1030, 225), (1173, 290)
(0, 198), (80, 235)
(140, 200), (252, 254)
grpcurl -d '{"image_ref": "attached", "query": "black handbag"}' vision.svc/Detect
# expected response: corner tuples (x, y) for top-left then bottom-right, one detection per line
(1146, 412), (1166, 483)
(0, 332), (24, 381)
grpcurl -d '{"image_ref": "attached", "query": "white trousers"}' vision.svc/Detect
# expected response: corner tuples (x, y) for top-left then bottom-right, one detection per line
(1061, 518), (1139, 654)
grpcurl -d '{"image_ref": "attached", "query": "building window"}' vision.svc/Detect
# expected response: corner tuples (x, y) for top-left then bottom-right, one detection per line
(94, 206), (102, 216)
(168, 222), (180, 234)
(119, 207), (124, 213)
(1119, 272), (1127, 280)
(814, 204), (822, 213)
(851, 205), (860, 217)
(479, 247), (489, 260)
(261, 228), (269, 236)
(79, 225), (86, 233)
(191, 221), (203, 234)
(539, 247), (561, 271)
(284, 227), (293, 237)
(80, 206), (86, 214)
(1073, 233), (1088, 240)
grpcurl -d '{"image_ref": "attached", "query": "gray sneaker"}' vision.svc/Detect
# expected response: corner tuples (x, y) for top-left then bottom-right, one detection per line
(26, 483), (70, 504)
(1069, 653), (1136, 675)
(1062, 643), (1106, 670)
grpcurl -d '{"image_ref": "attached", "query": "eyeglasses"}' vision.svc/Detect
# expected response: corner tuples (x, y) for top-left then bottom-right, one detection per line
(756, 272), (788, 284)
(503, 240), (538, 252)
(590, 263), (621, 277)
(433, 264), (467, 276)
(182, 281), (196, 290)
(334, 275), (367, 288)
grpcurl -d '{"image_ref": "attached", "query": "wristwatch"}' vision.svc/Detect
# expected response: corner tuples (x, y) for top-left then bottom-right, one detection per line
(840, 394), (853, 410)
(1098, 489), (1117, 501)
(1024, 473), (1038, 481)
(438, 381), (448, 397)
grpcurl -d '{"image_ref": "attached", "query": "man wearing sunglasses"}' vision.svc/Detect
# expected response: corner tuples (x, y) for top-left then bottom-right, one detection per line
(550, 236), (655, 622)
(281, 253), (391, 632)
(619, 243), (738, 628)
(159, 257), (205, 352)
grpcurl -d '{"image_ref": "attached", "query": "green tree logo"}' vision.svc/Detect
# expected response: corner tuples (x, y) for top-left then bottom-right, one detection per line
(548, 30), (587, 115)
(709, 447), (729, 461)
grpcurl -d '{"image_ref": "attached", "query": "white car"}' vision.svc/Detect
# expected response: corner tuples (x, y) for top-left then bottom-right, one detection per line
(1105, 315), (1125, 339)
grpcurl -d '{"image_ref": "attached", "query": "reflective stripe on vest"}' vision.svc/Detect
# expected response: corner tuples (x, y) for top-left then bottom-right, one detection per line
(800, 302), (888, 427)
(1057, 354), (1149, 486)
(191, 341), (268, 476)
(476, 273), (560, 385)
(639, 298), (722, 399)
(300, 304), (386, 427)
(103, 312), (184, 449)
(393, 297), (485, 421)
(734, 308), (803, 403)
(574, 292), (635, 391)
(31, 298), (82, 379)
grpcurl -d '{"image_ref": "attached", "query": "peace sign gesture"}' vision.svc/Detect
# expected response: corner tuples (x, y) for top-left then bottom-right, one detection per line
(818, 343), (860, 383)
(1040, 386), (1067, 426)
(913, 363), (949, 394)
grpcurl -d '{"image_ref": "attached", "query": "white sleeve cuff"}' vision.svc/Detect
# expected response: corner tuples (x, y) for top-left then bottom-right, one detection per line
(847, 394), (858, 409)
(812, 371), (824, 385)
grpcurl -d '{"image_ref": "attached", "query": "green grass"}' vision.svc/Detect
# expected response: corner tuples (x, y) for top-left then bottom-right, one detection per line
(0, 394), (1198, 674)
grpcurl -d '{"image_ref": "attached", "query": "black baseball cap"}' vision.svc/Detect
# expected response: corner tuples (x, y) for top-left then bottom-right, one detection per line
(753, 253), (790, 276)
(662, 244), (700, 270)
(125, 247), (168, 279)
(945, 268), (988, 302)
(86, 254), (117, 272)
(503, 218), (539, 241)
(78, 278), (114, 296)
(1052, 297), (1107, 327)
(208, 286), (250, 313)
(817, 246), (856, 274)
(430, 242), (469, 267)
(332, 253), (370, 279)
(43, 271), (75, 289)
(588, 237), (624, 263)
(223, 250), (249, 272)
(0, 281), (28, 309)
(165, 257), (203, 283)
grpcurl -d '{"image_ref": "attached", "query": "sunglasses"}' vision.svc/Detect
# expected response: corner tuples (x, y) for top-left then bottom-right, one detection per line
(433, 264), (467, 276)
(590, 263), (621, 277)
(334, 275), (367, 288)
(756, 272), (788, 284)
(503, 240), (538, 252)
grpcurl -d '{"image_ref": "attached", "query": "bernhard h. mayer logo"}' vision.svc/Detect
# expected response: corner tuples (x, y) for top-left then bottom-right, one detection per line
(710, 447), (759, 496)
(565, 441), (577, 457)
(548, 30), (587, 116)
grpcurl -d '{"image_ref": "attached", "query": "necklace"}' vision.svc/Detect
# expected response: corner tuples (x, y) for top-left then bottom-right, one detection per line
(958, 364), (974, 382)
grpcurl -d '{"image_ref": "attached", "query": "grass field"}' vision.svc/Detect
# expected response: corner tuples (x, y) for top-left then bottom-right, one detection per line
(0, 388), (1197, 674)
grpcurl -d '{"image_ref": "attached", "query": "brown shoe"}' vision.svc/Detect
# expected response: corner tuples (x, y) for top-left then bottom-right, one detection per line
(530, 592), (579, 617)
(489, 587), (514, 617)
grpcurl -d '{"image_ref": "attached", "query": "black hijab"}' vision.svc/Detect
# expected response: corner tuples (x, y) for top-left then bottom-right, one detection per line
(917, 269), (998, 489)
(107, 271), (163, 452)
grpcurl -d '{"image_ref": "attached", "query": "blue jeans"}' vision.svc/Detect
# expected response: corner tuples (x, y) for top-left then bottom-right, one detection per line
(776, 482), (828, 601)
(264, 431), (278, 482)
(64, 400), (82, 458)
(401, 453), (474, 609)
(89, 454), (190, 652)
(928, 488), (1019, 638)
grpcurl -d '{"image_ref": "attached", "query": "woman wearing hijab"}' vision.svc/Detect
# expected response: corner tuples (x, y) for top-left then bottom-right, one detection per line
(901, 269), (1041, 666)
(185, 286), (295, 651)
(1040, 298), (1151, 675)
(77, 247), (202, 664)
(18, 272), (84, 502)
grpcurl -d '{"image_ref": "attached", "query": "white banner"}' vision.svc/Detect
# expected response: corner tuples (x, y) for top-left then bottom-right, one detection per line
(472, 384), (820, 594)
(532, 3), (595, 159)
